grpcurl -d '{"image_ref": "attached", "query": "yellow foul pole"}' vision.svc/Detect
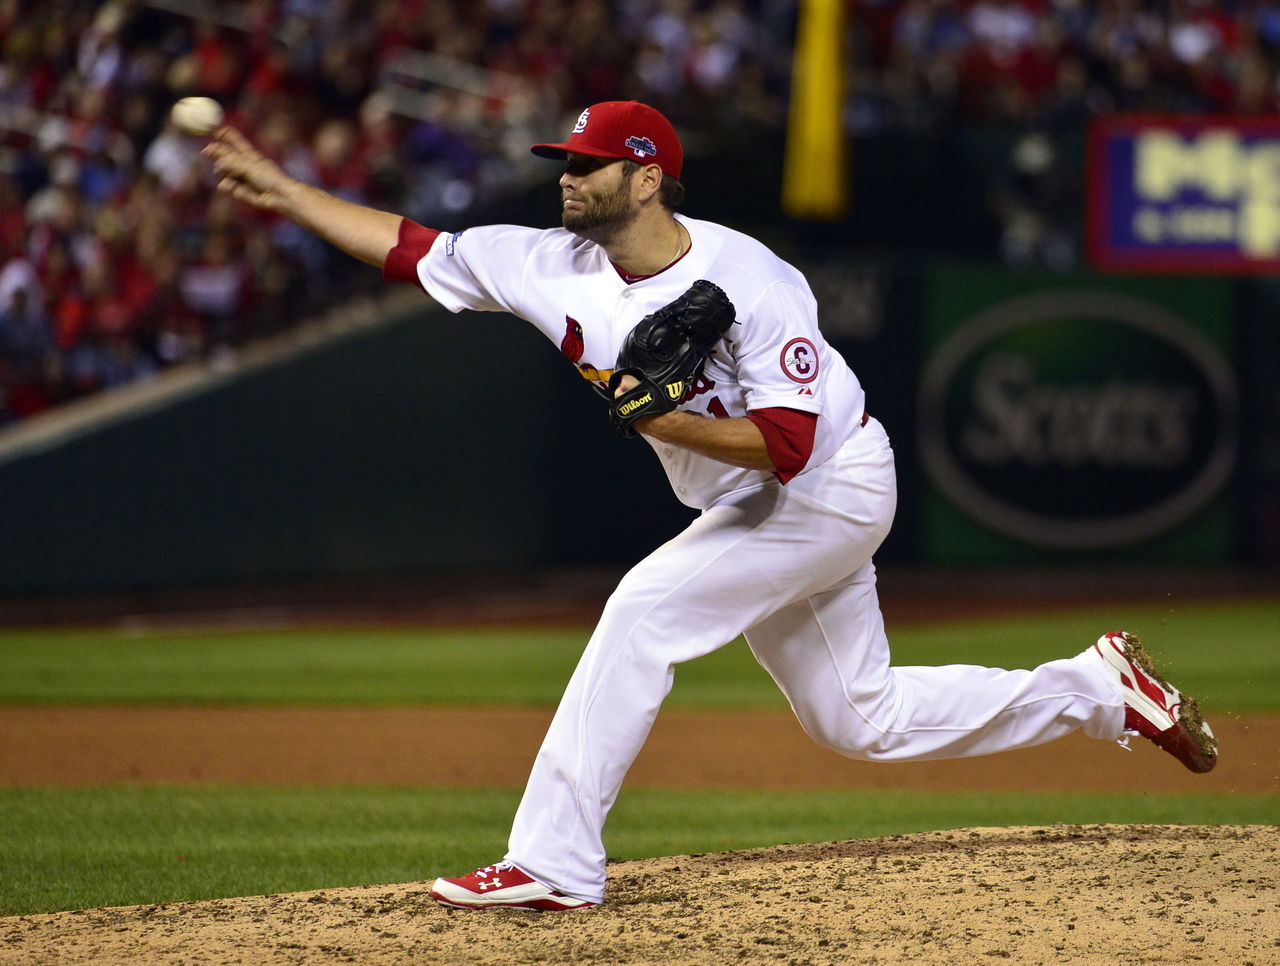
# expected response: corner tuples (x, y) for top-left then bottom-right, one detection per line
(782, 0), (849, 220)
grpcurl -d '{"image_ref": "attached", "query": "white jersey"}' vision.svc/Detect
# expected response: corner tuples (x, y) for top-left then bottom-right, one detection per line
(413, 215), (866, 509)
(407, 208), (1131, 913)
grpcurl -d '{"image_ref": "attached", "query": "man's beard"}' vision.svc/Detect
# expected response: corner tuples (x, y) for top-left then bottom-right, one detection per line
(561, 176), (635, 243)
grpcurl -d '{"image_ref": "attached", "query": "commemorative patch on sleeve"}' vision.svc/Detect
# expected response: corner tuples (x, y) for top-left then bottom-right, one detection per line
(780, 338), (819, 384)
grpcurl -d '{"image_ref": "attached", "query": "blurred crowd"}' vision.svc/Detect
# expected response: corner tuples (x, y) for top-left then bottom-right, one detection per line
(850, 0), (1280, 269)
(855, 0), (1280, 131)
(4, 0), (1280, 426)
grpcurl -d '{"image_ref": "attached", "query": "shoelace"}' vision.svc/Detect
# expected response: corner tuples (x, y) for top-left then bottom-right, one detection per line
(478, 861), (516, 876)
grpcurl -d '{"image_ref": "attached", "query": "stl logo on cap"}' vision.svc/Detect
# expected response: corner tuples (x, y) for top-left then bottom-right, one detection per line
(530, 101), (683, 179)
(625, 136), (657, 160)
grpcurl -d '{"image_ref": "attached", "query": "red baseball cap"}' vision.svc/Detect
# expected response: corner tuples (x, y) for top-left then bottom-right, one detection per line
(531, 101), (683, 179)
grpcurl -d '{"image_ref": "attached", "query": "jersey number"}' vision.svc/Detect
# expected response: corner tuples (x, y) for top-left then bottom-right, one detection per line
(706, 396), (730, 420)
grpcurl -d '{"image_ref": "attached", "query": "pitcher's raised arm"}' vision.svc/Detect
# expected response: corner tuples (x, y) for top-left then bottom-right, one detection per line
(202, 126), (403, 270)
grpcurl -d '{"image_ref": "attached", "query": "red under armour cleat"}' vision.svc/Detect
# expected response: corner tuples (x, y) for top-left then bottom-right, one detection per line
(1086, 630), (1218, 773)
(431, 861), (597, 911)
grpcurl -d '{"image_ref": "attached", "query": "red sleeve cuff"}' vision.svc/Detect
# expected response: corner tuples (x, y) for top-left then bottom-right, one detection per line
(382, 219), (441, 287)
(746, 407), (818, 484)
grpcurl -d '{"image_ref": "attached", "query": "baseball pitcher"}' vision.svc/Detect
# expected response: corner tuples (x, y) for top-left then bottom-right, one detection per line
(203, 100), (1218, 911)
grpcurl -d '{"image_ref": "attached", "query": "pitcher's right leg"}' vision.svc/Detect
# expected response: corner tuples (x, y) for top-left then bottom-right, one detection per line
(746, 565), (1126, 762)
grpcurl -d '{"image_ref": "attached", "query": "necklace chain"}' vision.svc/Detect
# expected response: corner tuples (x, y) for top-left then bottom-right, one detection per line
(620, 225), (685, 279)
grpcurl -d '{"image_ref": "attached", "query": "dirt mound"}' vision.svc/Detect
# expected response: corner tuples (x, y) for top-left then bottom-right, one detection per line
(3, 824), (1276, 965)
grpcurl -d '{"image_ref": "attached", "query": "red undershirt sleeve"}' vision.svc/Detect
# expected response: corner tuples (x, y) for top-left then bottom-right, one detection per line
(745, 407), (818, 484)
(382, 218), (442, 288)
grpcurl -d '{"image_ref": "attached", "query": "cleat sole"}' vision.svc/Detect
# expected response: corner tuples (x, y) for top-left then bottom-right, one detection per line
(1113, 631), (1218, 773)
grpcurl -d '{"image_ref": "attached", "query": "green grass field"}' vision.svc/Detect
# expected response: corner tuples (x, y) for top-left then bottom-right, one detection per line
(2, 598), (1277, 916)
(3, 599), (1277, 710)
(3, 786), (1276, 917)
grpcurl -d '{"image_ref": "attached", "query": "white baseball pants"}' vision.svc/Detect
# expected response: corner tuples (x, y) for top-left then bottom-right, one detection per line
(505, 418), (1125, 903)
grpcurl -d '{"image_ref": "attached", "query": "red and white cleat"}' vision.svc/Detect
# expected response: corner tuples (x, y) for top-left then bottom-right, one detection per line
(1086, 630), (1218, 774)
(431, 861), (597, 911)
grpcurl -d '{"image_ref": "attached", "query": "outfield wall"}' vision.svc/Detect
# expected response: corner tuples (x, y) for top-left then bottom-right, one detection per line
(0, 301), (692, 594)
(0, 263), (1275, 595)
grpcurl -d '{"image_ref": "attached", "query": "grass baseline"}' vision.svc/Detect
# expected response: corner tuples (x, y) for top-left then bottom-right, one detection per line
(2, 784), (1277, 917)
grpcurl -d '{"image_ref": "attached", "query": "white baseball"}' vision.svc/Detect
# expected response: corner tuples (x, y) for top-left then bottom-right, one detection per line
(170, 97), (224, 136)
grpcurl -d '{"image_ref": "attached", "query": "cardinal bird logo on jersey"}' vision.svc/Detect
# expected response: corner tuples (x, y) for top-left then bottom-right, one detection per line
(561, 316), (585, 362)
(562, 315), (610, 385)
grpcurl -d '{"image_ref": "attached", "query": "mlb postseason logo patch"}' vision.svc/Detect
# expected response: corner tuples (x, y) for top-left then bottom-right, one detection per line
(573, 109), (590, 134)
(625, 136), (657, 160)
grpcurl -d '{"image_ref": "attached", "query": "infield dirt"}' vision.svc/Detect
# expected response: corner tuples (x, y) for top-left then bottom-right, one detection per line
(3, 824), (1276, 965)
(2, 705), (1278, 793)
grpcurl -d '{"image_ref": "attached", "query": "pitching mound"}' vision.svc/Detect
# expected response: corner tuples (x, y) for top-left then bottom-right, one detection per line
(4, 824), (1276, 965)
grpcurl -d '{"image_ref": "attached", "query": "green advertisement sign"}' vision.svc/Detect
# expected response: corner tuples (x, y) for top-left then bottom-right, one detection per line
(920, 266), (1237, 562)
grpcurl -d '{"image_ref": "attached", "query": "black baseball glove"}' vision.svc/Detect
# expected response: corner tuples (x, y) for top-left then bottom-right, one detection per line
(608, 279), (736, 436)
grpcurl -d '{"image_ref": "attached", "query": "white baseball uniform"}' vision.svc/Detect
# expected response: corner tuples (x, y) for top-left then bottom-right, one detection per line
(395, 214), (1126, 904)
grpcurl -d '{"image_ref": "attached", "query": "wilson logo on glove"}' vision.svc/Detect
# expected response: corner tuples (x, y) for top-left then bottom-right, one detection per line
(608, 280), (737, 437)
(618, 393), (654, 417)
